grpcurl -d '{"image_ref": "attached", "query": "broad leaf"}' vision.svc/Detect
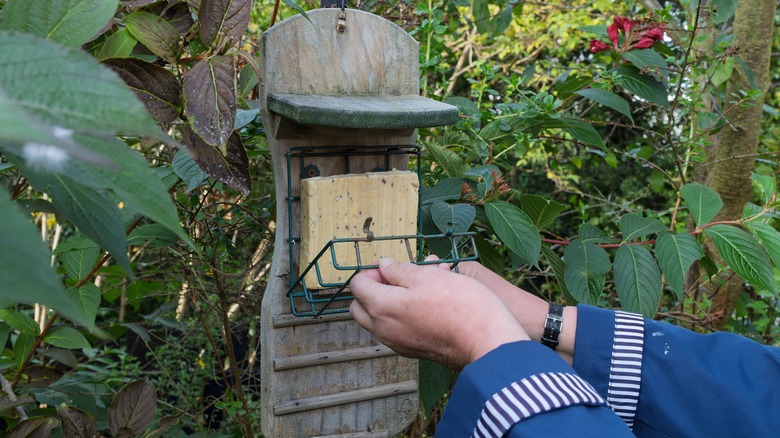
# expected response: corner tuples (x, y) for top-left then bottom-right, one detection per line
(614, 244), (662, 317)
(0, 31), (166, 141)
(0, 0), (117, 47)
(542, 118), (605, 149)
(705, 225), (775, 293)
(485, 201), (541, 266)
(56, 234), (100, 281)
(108, 379), (158, 436)
(751, 172), (776, 205)
(199, 0), (251, 46)
(555, 75), (591, 99)
(579, 223), (618, 244)
(680, 183), (723, 228)
(621, 49), (669, 81)
(172, 150), (209, 192)
(655, 232), (705, 299)
(184, 56), (236, 149)
(0, 189), (87, 325)
(7, 416), (59, 437)
(14, 333), (35, 368)
(67, 284), (101, 326)
(564, 240), (610, 305)
(45, 326), (91, 349)
(710, 57), (734, 87)
(419, 359), (450, 416)
(182, 127), (251, 195)
(613, 64), (669, 108)
(541, 245), (577, 305)
(421, 178), (469, 205)
(0, 309), (40, 336)
(519, 194), (567, 229)
(124, 12), (181, 63)
(576, 88), (634, 122)
(425, 141), (466, 177)
(165, 3), (195, 36)
(430, 202), (476, 234)
(103, 58), (181, 123)
(127, 224), (182, 248)
(619, 213), (666, 242)
(749, 222), (780, 268)
(59, 406), (98, 438)
(98, 28), (138, 60)
(711, 0), (738, 24)
(475, 237), (505, 273)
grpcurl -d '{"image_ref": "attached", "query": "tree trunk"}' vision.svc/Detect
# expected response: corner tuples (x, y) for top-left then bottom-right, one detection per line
(701, 0), (775, 327)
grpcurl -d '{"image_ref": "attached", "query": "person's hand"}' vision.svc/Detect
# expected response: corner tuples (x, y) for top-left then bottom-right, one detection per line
(349, 257), (529, 369)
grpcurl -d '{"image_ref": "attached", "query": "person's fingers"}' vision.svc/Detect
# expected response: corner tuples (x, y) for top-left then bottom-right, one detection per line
(377, 257), (432, 288)
(349, 298), (373, 330)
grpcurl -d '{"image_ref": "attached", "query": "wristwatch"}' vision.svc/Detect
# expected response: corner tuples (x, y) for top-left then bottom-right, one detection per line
(541, 303), (564, 350)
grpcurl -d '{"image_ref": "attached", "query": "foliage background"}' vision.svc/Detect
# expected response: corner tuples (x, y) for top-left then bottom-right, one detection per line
(0, 0), (778, 436)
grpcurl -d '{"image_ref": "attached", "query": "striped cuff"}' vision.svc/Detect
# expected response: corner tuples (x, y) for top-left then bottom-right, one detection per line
(607, 310), (645, 428)
(472, 372), (608, 438)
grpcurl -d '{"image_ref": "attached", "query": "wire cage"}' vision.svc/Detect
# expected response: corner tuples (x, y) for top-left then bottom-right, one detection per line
(285, 145), (479, 317)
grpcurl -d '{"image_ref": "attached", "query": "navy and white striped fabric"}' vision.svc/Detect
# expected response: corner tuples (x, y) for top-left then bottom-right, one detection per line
(471, 372), (608, 437)
(606, 310), (645, 428)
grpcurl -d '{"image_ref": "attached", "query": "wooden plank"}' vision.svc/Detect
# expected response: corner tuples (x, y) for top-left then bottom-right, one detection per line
(274, 344), (395, 371)
(299, 171), (418, 288)
(268, 94), (459, 129)
(274, 381), (418, 416)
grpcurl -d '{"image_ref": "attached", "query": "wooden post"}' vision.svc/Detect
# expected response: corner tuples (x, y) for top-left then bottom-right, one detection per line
(258, 9), (458, 437)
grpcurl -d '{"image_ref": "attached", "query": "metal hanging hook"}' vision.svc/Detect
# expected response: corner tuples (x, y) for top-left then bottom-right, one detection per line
(336, 0), (347, 33)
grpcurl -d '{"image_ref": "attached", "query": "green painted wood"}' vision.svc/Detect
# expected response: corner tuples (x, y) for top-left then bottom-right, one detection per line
(268, 93), (459, 129)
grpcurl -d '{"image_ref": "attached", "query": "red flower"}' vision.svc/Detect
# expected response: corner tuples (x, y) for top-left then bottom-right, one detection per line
(590, 40), (611, 53)
(630, 37), (655, 49)
(644, 26), (665, 41)
(607, 21), (620, 47)
(614, 16), (636, 34)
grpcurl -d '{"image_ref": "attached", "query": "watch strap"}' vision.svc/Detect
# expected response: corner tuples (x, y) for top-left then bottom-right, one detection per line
(541, 303), (564, 350)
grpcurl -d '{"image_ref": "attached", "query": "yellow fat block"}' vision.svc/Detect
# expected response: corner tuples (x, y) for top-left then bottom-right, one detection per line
(300, 170), (419, 288)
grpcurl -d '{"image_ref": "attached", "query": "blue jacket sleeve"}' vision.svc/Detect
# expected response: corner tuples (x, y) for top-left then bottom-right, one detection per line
(436, 340), (632, 437)
(572, 304), (780, 438)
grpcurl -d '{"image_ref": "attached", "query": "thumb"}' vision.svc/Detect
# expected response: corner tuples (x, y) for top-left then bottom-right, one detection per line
(377, 257), (426, 288)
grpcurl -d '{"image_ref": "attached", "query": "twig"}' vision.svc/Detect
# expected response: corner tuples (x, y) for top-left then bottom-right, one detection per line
(0, 373), (27, 421)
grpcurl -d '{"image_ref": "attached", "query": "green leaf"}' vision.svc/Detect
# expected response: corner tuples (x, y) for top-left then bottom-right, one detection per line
(614, 244), (662, 317)
(485, 201), (541, 267)
(124, 12), (181, 63)
(45, 326), (91, 349)
(619, 213), (667, 242)
(183, 56), (236, 149)
(621, 49), (669, 81)
(541, 117), (605, 149)
(98, 29), (138, 60)
(579, 223), (618, 244)
(418, 359), (450, 416)
(554, 75), (591, 99)
(519, 194), (567, 229)
(430, 202), (476, 234)
(655, 232), (705, 299)
(421, 178), (469, 205)
(613, 64), (669, 108)
(0, 31), (166, 141)
(127, 224), (182, 248)
(704, 225), (775, 292)
(444, 96), (479, 116)
(67, 285), (100, 326)
(0, 309), (41, 336)
(541, 245), (577, 305)
(680, 183), (723, 228)
(564, 240), (610, 305)
(60, 236), (101, 281)
(751, 172), (776, 205)
(749, 222), (780, 268)
(425, 141), (466, 177)
(14, 333), (36, 368)
(580, 24), (608, 38)
(710, 57), (734, 87)
(0, 188), (87, 325)
(575, 88), (634, 122)
(0, 0), (118, 47)
(711, 0), (739, 24)
(172, 150), (209, 192)
(475, 237), (505, 273)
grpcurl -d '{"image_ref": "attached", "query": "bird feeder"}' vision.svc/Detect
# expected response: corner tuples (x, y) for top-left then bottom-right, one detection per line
(258, 5), (477, 436)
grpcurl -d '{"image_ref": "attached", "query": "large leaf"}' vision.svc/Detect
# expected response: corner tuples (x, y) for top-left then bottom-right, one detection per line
(542, 118), (605, 149)
(711, 0), (739, 24)
(748, 221), (780, 268)
(613, 64), (669, 108)
(621, 49), (669, 82)
(680, 183), (723, 228)
(127, 224), (182, 248)
(0, 309), (40, 336)
(421, 178), (469, 205)
(108, 379), (158, 436)
(619, 213), (666, 242)
(541, 244), (577, 305)
(103, 58), (181, 123)
(419, 359), (450, 416)
(58, 406), (98, 438)
(614, 244), (662, 317)
(579, 223), (618, 244)
(124, 12), (181, 63)
(655, 232), (705, 299)
(425, 141), (466, 177)
(485, 201), (541, 266)
(45, 326), (91, 349)
(519, 194), (567, 229)
(751, 172), (776, 205)
(182, 127), (251, 195)
(98, 28), (138, 60)
(575, 88), (634, 122)
(0, 188), (87, 325)
(198, 0), (251, 46)
(172, 150), (209, 192)
(0, 0), (118, 47)
(61, 238), (101, 281)
(705, 225), (775, 292)
(430, 202), (476, 234)
(184, 56), (236, 149)
(564, 240), (610, 305)
(67, 284), (101, 326)
(8, 416), (59, 438)
(0, 31), (166, 141)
